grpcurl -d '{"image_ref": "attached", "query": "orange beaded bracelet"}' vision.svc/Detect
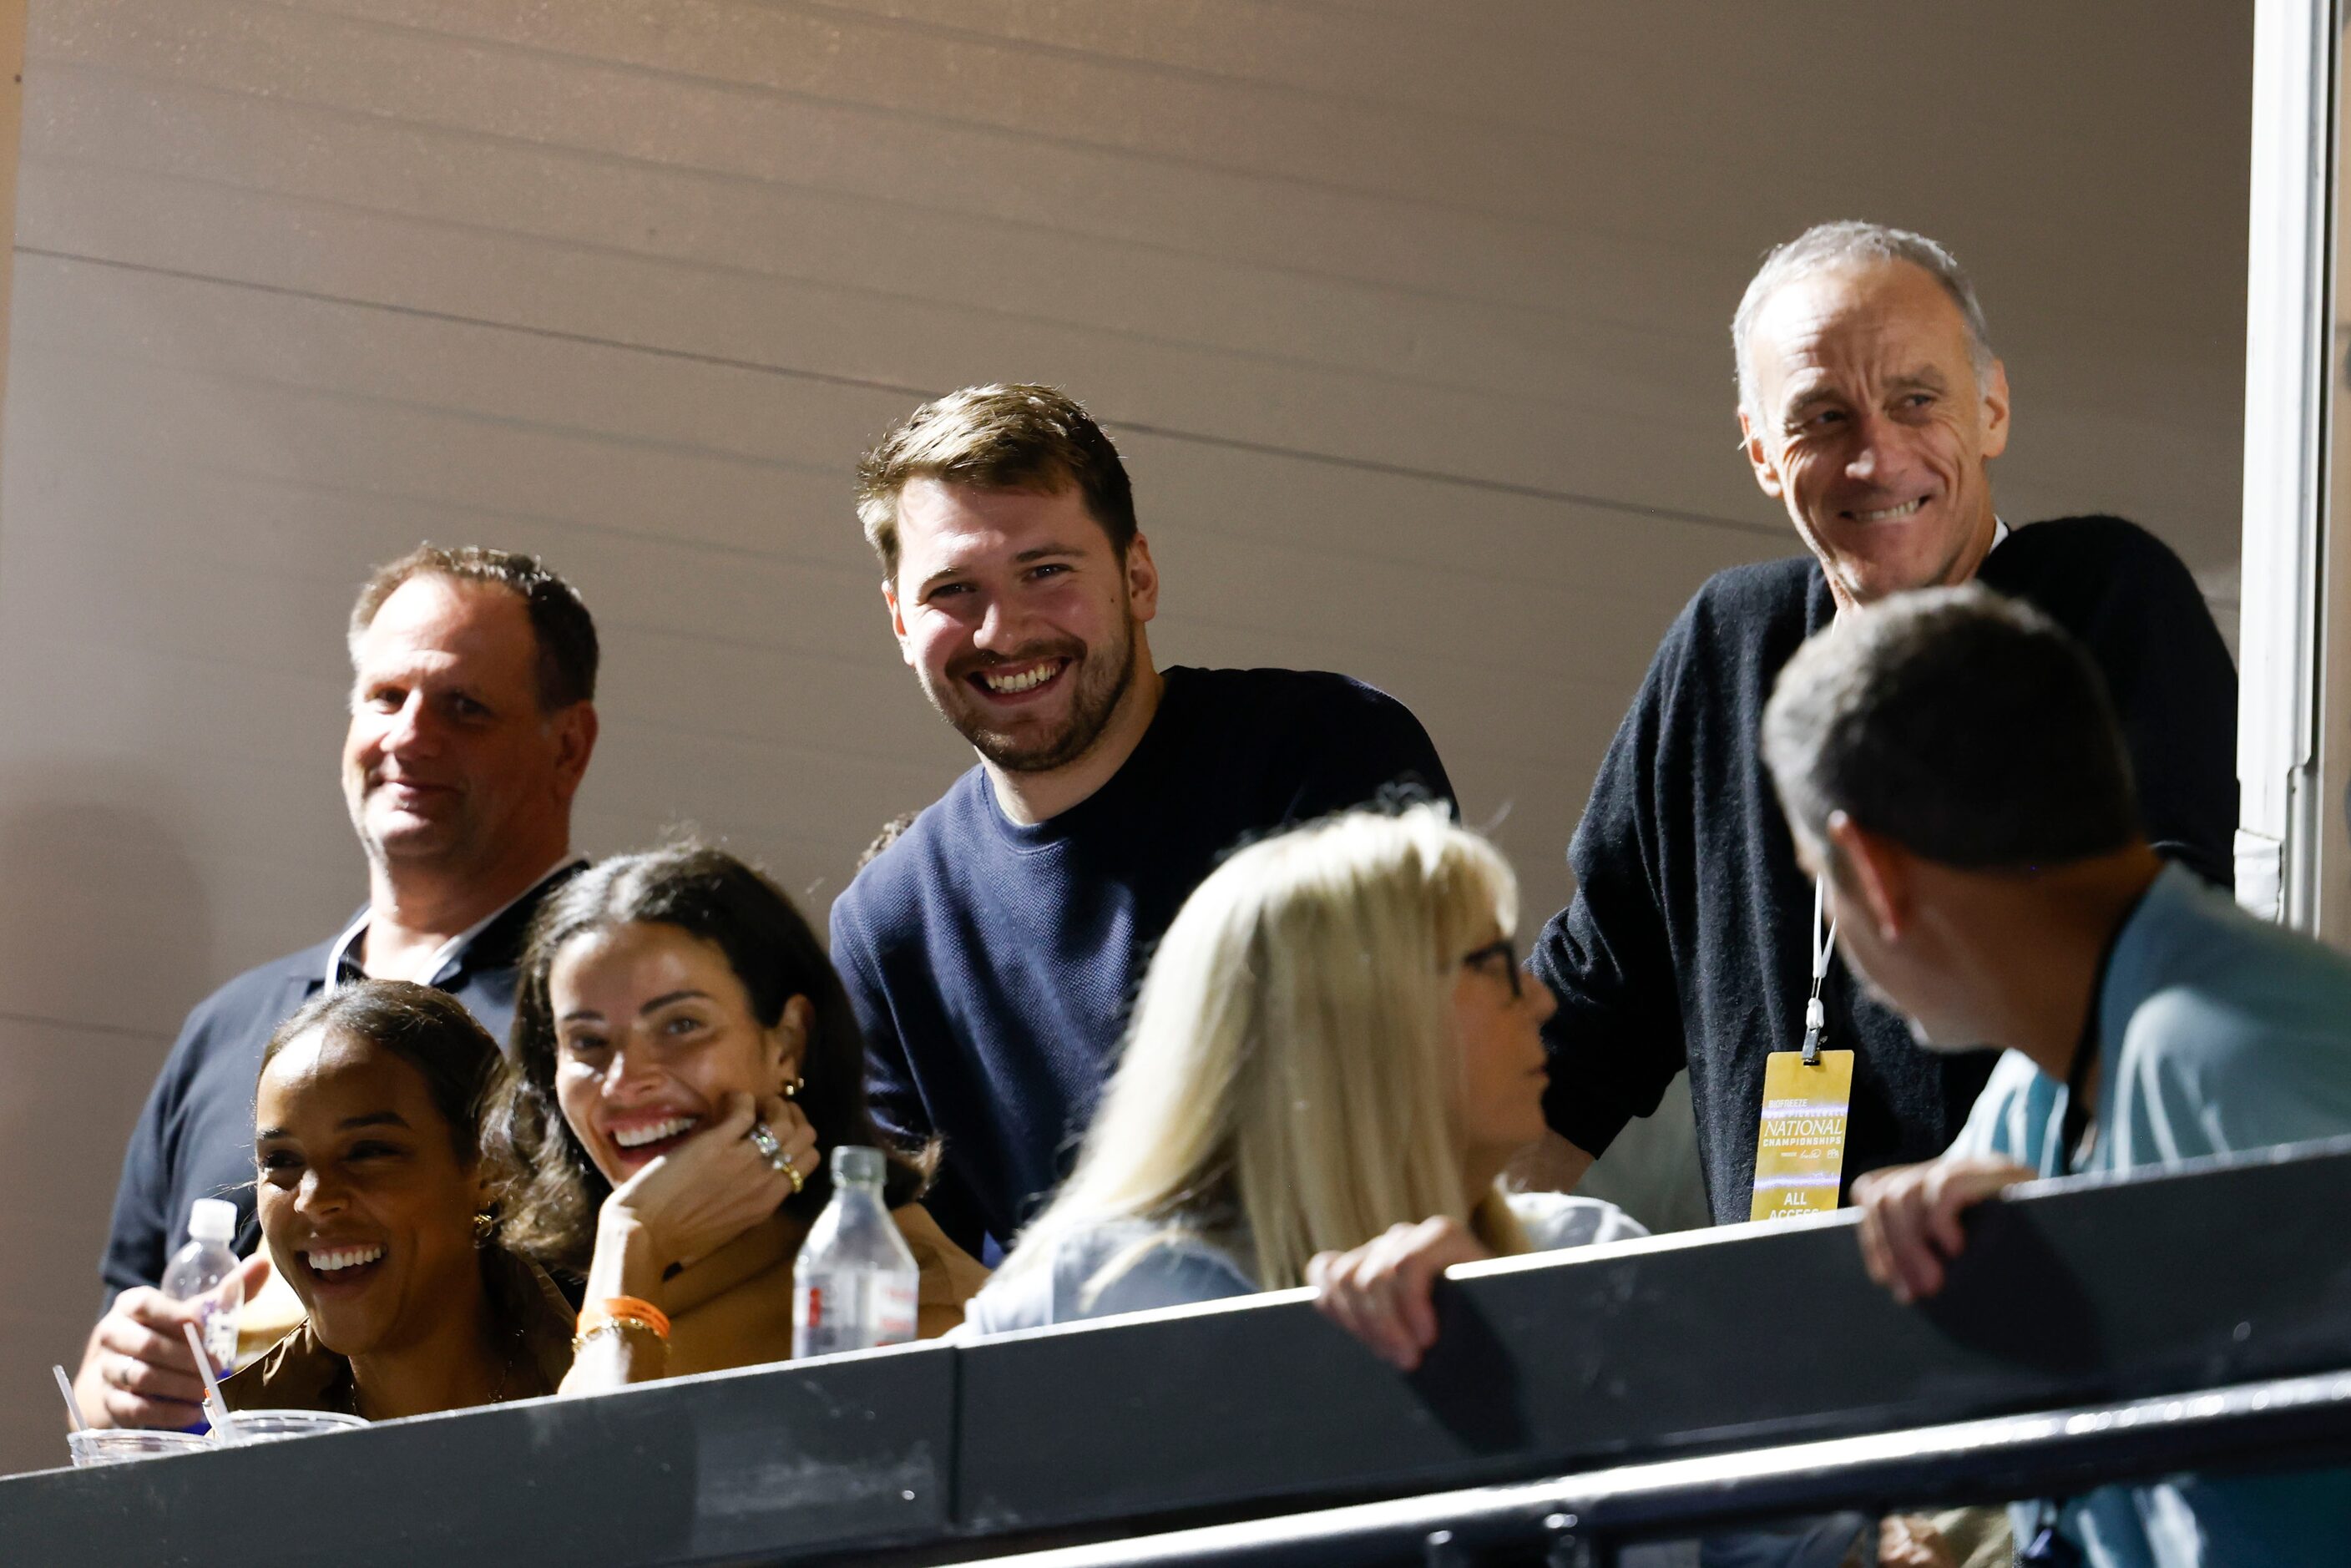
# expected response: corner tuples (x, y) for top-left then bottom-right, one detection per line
(574, 1295), (672, 1354)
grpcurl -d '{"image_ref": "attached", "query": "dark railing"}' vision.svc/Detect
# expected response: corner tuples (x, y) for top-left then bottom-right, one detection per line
(983, 1370), (2351, 1566)
(5, 1136), (2348, 1567)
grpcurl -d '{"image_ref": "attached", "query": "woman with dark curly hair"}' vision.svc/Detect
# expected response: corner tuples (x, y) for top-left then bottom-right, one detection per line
(484, 843), (986, 1392)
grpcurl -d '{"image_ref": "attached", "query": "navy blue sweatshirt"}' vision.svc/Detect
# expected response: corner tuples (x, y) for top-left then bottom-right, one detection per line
(831, 665), (1453, 1253)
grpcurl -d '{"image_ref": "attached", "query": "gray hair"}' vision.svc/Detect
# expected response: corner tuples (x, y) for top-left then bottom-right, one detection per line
(1732, 221), (1997, 432)
(1761, 585), (2141, 872)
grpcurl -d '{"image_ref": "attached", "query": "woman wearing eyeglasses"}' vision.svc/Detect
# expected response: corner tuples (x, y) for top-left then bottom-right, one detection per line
(963, 802), (1643, 1340)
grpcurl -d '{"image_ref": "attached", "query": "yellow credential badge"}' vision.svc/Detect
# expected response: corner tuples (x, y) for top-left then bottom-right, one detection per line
(1749, 1049), (1856, 1222)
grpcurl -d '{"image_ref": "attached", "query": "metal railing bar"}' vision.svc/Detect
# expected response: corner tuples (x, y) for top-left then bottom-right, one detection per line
(958, 1368), (2351, 1567)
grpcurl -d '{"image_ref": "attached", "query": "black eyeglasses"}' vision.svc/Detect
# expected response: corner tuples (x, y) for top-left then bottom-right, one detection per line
(1459, 938), (1524, 999)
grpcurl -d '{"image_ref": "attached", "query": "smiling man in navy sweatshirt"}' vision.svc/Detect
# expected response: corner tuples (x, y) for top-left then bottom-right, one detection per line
(830, 384), (1451, 1257)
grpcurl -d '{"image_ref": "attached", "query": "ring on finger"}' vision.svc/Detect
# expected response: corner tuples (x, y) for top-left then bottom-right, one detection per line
(748, 1120), (807, 1192)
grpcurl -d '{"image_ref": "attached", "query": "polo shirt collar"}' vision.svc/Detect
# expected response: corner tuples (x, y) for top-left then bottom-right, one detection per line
(326, 856), (584, 989)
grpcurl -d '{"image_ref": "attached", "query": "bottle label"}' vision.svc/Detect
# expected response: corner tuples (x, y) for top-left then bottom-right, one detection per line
(197, 1297), (237, 1374)
(793, 1271), (919, 1358)
(792, 1279), (840, 1360)
(874, 1277), (918, 1347)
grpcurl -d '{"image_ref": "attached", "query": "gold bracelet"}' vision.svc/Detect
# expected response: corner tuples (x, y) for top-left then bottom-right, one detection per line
(579, 1295), (671, 1339)
(574, 1293), (672, 1358)
(572, 1316), (670, 1357)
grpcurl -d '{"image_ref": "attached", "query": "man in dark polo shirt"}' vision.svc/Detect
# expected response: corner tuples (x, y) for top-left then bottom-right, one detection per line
(1528, 222), (2237, 1227)
(74, 545), (599, 1429)
(831, 385), (1452, 1257)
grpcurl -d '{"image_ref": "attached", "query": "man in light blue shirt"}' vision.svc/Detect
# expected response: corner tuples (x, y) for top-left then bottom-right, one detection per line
(1758, 584), (2351, 1568)
(1948, 863), (2351, 1178)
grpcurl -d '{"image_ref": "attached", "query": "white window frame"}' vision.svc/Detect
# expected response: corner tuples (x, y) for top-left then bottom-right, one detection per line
(2237, 0), (2339, 932)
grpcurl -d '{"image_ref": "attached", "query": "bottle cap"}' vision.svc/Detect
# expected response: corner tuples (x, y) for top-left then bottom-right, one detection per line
(187, 1198), (238, 1245)
(835, 1146), (884, 1186)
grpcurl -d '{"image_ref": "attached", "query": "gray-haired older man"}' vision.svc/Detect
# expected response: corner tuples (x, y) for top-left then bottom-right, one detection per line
(1526, 221), (2238, 1226)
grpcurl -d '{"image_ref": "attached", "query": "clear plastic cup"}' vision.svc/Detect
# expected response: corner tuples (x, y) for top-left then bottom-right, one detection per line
(67, 1429), (212, 1467)
(209, 1410), (370, 1445)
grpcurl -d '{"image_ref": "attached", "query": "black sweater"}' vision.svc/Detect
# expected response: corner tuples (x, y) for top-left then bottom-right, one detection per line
(1530, 517), (2239, 1224)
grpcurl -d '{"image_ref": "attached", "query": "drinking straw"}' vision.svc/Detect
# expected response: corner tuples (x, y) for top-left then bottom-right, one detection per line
(179, 1322), (233, 1436)
(52, 1365), (84, 1434)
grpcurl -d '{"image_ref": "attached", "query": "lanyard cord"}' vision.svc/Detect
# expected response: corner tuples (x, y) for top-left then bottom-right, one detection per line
(1803, 878), (1838, 1065)
(2054, 878), (2155, 1174)
(2057, 989), (2102, 1177)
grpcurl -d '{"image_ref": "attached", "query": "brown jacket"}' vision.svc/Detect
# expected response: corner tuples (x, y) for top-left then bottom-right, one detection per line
(653, 1203), (986, 1378)
(223, 1247), (576, 1414)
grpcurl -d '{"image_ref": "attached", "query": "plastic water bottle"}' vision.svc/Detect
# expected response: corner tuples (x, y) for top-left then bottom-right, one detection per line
(162, 1198), (243, 1376)
(792, 1146), (919, 1358)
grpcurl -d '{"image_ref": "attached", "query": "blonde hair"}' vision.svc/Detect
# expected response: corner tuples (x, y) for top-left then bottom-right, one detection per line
(999, 802), (1529, 1297)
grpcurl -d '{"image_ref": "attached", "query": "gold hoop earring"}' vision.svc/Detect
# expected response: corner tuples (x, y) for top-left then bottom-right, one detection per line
(473, 1209), (498, 1247)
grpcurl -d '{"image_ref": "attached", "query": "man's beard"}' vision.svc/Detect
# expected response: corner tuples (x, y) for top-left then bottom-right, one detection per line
(931, 615), (1140, 775)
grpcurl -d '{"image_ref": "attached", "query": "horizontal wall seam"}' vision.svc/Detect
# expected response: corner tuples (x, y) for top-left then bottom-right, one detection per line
(0, 1009), (173, 1044)
(23, 52), (1612, 326)
(39, 0), (1616, 232)
(13, 245), (1787, 542)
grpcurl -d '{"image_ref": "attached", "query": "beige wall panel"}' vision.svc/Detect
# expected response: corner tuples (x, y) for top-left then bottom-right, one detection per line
(28, 65), (1646, 412)
(23, 168), (1739, 515)
(0, 0), (2254, 1471)
(28, 5), (2252, 550)
(280, 0), (1565, 218)
(779, 0), (1602, 127)
(0, 1019), (173, 1476)
(37, 0), (1615, 312)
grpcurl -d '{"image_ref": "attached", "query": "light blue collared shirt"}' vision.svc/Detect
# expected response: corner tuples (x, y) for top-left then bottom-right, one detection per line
(1951, 863), (2351, 1567)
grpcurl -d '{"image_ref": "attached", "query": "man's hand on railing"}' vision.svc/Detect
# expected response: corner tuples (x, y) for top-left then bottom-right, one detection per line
(1307, 1216), (1493, 1372)
(1876, 1513), (1959, 1568)
(1850, 1156), (2038, 1304)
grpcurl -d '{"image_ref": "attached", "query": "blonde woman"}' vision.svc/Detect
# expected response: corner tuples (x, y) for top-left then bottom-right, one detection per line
(963, 802), (1643, 1350)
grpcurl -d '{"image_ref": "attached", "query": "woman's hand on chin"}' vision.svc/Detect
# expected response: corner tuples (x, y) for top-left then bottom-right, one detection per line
(1307, 1217), (1494, 1373)
(596, 1091), (819, 1288)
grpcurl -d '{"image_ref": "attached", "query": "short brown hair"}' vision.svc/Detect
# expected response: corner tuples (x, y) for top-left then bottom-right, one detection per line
(350, 544), (599, 711)
(854, 384), (1136, 582)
